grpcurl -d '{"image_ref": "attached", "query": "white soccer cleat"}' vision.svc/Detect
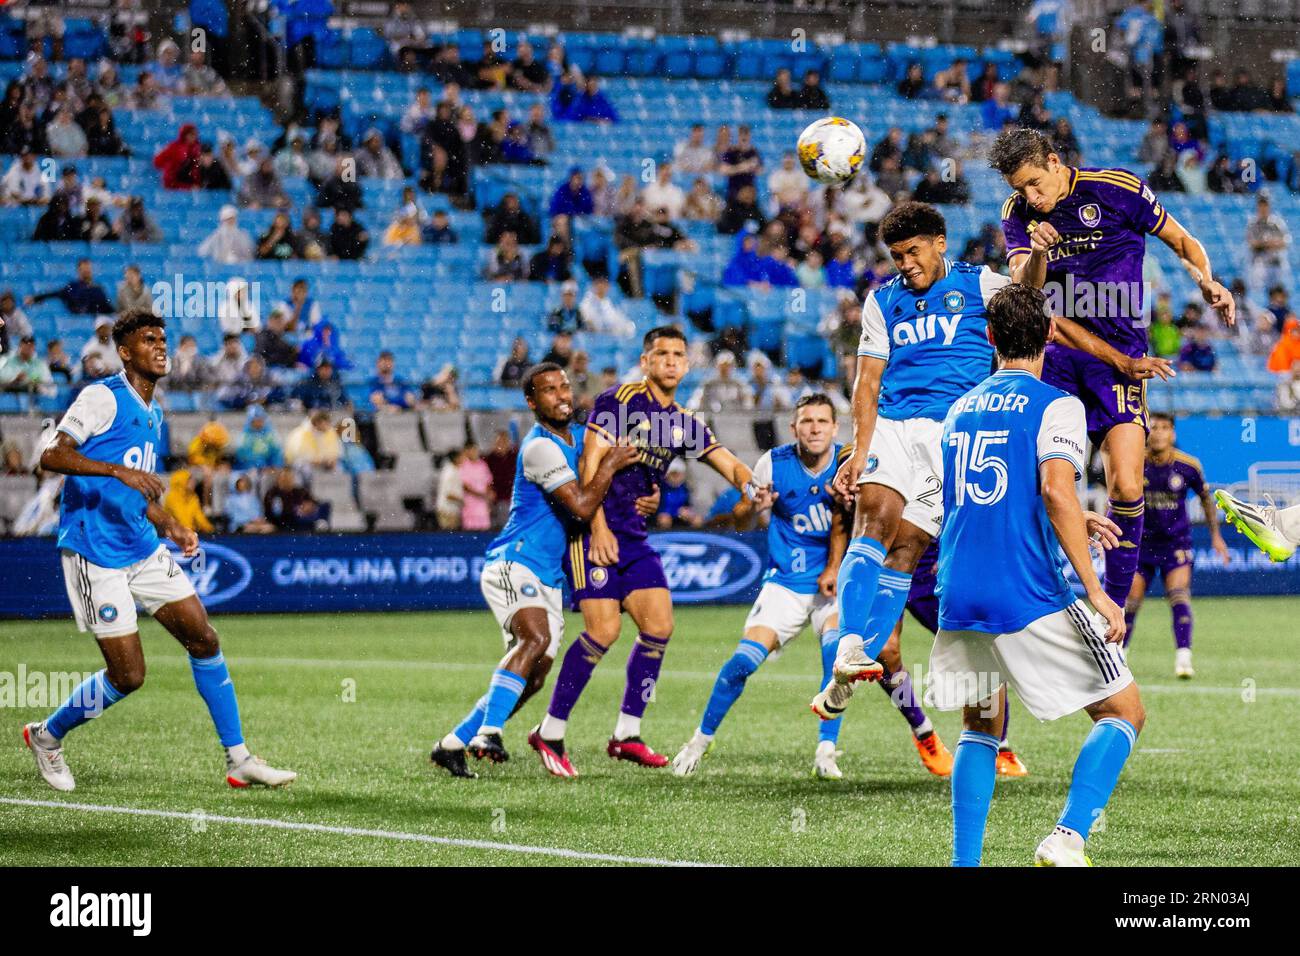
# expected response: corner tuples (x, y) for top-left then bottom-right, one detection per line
(1174, 647), (1195, 680)
(226, 754), (297, 788)
(832, 641), (885, 684)
(23, 722), (74, 792)
(812, 740), (843, 779)
(1033, 827), (1092, 867)
(671, 732), (712, 777)
(810, 679), (856, 720)
(1214, 490), (1296, 563)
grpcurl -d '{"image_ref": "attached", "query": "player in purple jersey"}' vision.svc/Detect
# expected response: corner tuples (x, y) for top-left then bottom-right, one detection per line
(1124, 413), (1230, 679)
(990, 127), (1232, 633)
(530, 326), (756, 775)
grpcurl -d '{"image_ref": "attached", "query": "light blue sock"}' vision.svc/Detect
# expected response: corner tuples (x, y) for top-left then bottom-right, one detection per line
(862, 569), (914, 659)
(817, 628), (843, 744)
(452, 694), (488, 745)
(951, 730), (1000, 867)
(44, 669), (126, 740)
(700, 639), (768, 736)
(1058, 717), (1138, 839)
(479, 668), (527, 735)
(836, 536), (885, 643)
(189, 652), (244, 748)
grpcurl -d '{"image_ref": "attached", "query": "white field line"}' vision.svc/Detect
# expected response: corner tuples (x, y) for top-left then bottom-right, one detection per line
(0, 797), (721, 867)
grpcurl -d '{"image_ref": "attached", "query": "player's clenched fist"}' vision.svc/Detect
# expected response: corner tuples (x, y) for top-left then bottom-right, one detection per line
(1029, 220), (1061, 253)
(832, 453), (864, 504)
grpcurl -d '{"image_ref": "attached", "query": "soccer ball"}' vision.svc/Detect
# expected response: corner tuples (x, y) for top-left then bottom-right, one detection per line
(796, 117), (866, 185)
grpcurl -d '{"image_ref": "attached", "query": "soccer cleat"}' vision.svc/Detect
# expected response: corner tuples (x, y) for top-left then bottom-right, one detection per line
(672, 732), (712, 777)
(810, 679), (855, 720)
(528, 727), (578, 778)
(226, 755), (297, 788)
(913, 731), (954, 777)
(1175, 647), (1195, 680)
(467, 732), (509, 764)
(607, 736), (669, 768)
(996, 748), (1029, 777)
(832, 642), (886, 683)
(431, 744), (478, 779)
(23, 722), (74, 792)
(812, 740), (843, 779)
(1214, 490), (1296, 562)
(1033, 827), (1093, 867)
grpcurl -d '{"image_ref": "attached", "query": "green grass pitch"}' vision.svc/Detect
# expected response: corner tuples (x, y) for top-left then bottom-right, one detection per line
(2, 597), (1297, 866)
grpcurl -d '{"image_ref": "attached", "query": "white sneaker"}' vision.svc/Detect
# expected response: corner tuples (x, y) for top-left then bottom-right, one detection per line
(833, 640), (885, 683)
(813, 740), (843, 779)
(1175, 647), (1194, 679)
(671, 731), (712, 777)
(226, 755), (297, 788)
(23, 722), (74, 792)
(1214, 490), (1297, 562)
(1033, 827), (1092, 867)
(810, 679), (856, 720)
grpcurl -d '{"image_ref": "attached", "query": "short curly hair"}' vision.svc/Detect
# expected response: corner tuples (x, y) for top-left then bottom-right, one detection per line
(879, 201), (947, 246)
(111, 310), (165, 346)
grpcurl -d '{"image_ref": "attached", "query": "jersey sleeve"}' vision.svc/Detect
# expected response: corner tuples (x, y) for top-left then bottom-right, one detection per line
(751, 450), (774, 487)
(57, 383), (117, 445)
(1183, 458), (1206, 497)
(1000, 194), (1031, 259)
(682, 410), (721, 460)
(1037, 395), (1087, 479)
(520, 437), (577, 493)
(1127, 174), (1168, 235)
(856, 290), (889, 361)
(584, 389), (621, 444)
(978, 266), (1012, 309)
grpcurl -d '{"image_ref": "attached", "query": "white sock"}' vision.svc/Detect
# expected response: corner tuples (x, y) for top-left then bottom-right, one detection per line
(226, 743), (251, 765)
(912, 717), (934, 738)
(477, 724), (501, 737)
(613, 712), (641, 740)
(440, 732), (465, 751)
(693, 729), (713, 745)
(1277, 503), (1300, 544)
(539, 714), (566, 741)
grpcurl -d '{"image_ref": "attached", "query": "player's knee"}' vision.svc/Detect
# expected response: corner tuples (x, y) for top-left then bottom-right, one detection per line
(108, 663), (145, 695)
(1110, 476), (1144, 502)
(187, 625), (220, 659)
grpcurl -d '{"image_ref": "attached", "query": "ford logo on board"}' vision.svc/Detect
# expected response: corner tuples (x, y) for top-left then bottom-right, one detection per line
(648, 532), (764, 603)
(165, 542), (254, 607)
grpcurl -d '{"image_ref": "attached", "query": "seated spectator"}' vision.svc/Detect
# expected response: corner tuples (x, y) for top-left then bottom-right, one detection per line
(198, 205), (255, 264)
(153, 123), (201, 189)
(542, 331), (574, 368)
(217, 277), (261, 335)
(1178, 327), (1217, 371)
(164, 470), (215, 533)
(510, 40), (549, 92)
(297, 321), (351, 372)
(0, 291), (32, 350)
(328, 207), (370, 260)
(525, 103), (554, 157)
(497, 337), (532, 387)
(316, 158), (364, 212)
(26, 259), (113, 314)
(274, 131), (311, 179)
(264, 466), (330, 531)
(435, 448), (465, 529)
(1150, 308), (1182, 358)
(422, 363), (461, 409)
(197, 141), (233, 190)
(32, 194), (83, 241)
(529, 235), (574, 282)
(0, 336), (53, 394)
(1225, 69), (1270, 112)
(458, 442), (494, 531)
(84, 107), (128, 156)
(401, 87), (437, 136)
(1268, 316), (1300, 374)
(77, 197), (116, 242)
(299, 207), (328, 258)
(689, 351), (754, 412)
(1148, 152), (1187, 192)
(485, 231), (529, 282)
(254, 309), (301, 371)
(235, 405), (284, 470)
(2, 150), (51, 205)
(674, 124), (716, 175)
(253, 211), (302, 261)
(44, 338), (72, 382)
(486, 192), (541, 244)
(369, 351), (422, 411)
(3, 102), (46, 156)
(683, 177), (723, 222)
(897, 62), (926, 99)
(182, 48), (227, 96)
(825, 241), (859, 288)
(580, 277), (636, 337)
(656, 459), (703, 529)
(279, 277), (322, 333)
(293, 358), (349, 411)
(113, 196), (162, 242)
(47, 108), (89, 158)
(357, 129), (404, 180)
(484, 429), (518, 525)
(980, 82), (1016, 130)
(749, 353), (793, 411)
(767, 68), (799, 109)
(1268, 77), (1292, 113)
(239, 157), (290, 210)
(225, 473), (275, 533)
(932, 60), (970, 104)
(339, 420), (376, 474)
(219, 356), (285, 410)
(382, 204), (423, 247)
(549, 168), (594, 217)
(912, 163), (971, 204)
(188, 420), (231, 471)
(718, 125), (762, 198)
(212, 334), (248, 387)
(423, 208), (458, 244)
(717, 184), (767, 235)
(112, 265), (150, 315)
(641, 162), (686, 221)
(567, 76), (619, 123)
(286, 411), (343, 470)
(547, 281), (582, 333)
(796, 69), (831, 110)
(768, 152), (809, 213)
(500, 123), (543, 165)
(166, 335), (213, 391)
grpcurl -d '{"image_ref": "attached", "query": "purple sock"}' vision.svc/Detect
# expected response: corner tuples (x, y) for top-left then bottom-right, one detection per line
(1104, 498), (1144, 612)
(622, 632), (670, 718)
(1123, 604), (1139, 649)
(999, 701), (1011, 746)
(546, 632), (606, 722)
(878, 666), (930, 733)
(1169, 592), (1193, 650)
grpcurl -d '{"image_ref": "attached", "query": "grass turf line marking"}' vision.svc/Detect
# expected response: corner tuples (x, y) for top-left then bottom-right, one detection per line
(0, 797), (722, 867)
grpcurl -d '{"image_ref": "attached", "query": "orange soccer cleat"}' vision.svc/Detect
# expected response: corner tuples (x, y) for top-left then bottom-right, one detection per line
(996, 748), (1029, 777)
(913, 731), (954, 777)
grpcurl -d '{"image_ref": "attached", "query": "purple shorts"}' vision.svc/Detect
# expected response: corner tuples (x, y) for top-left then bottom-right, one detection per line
(904, 541), (940, 635)
(565, 533), (669, 609)
(1043, 343), (1149, 446)
(1137, 540), (1194, 582)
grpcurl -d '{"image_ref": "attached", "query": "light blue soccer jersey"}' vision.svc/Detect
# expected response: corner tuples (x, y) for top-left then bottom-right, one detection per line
(57, 373), (164, 569)
(752, 442), (841, 594)
(857, 259), (1008, 421)
(936, 369), (1088, 634)
(483, 422), (584, 589)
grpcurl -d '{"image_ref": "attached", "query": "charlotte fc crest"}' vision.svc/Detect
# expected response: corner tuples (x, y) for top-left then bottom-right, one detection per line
(943, 290), (964, 311)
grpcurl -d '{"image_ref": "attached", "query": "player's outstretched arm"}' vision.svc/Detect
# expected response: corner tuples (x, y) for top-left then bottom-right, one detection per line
(1197, 483), (1232, 564)
(1155, 214), (1235, 326)
(41, 431), (165, 501)
(1041, 458), (1125, 642)
(701, 444), (755, 496)
(833, 355), (884, 500)
(578, 423), (620, 565)
(1052, 315), (1175, 381)
(551, 443), (641, 523)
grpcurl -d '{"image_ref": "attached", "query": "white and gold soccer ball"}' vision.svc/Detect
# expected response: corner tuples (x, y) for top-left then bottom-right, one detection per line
(796, 117), (866, 186)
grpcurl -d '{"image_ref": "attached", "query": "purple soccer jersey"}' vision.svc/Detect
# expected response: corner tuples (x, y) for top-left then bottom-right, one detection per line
(1137, 449), (1205, 580)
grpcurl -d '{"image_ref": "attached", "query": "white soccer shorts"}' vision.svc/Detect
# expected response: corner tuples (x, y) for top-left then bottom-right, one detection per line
(61, 544), (197, 639)
(743, 581), (837, 647)
(479, 560), (564, 659)
(856, 416), (944, 536)
(928, 601), (1133, 722)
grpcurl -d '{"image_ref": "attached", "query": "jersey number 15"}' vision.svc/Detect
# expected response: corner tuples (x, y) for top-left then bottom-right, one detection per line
(947, 429), (1010, 507)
